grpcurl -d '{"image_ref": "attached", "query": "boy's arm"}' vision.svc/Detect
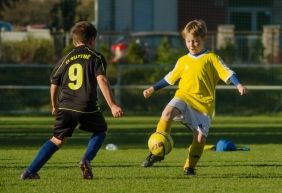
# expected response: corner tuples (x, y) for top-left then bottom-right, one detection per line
(97, 74), (123, 118)
(143, 59), (181, 99)
(50, 84), (59, 115)
(143, 79), (169, 98)
(236, 84), (246, 96)
(229, 74), (247, 96)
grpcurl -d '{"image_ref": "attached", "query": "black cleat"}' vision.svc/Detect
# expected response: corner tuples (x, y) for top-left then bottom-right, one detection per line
(20, 170), (40, 180)
(184, 167), (196, 176)
(80, 160), (93, 179)
(141, 153), (164, 167)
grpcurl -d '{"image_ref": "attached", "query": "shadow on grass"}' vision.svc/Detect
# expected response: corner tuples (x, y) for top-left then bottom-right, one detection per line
(198, 174), (282, 179)
(0, 126), (282, 148)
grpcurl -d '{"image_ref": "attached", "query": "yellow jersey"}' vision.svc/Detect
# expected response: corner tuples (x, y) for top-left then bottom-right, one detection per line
(164, 50), (234, 117)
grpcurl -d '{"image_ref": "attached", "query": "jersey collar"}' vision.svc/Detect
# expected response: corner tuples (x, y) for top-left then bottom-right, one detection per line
(188, 49), (209, 58)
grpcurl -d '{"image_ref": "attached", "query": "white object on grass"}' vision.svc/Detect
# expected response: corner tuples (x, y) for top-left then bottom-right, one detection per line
(105, 144), (118, 151)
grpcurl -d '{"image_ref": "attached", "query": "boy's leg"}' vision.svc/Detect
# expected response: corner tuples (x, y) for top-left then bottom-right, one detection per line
(142, 106), (179, 167)
(80, 131), (106, 180)
(156, 118), (172, 134)
(20, 110), (77, 180)
(183, 133), (206, 176)
(156, 104), (181, 134)
(141, 118), (171, 167)
(21, 137), (63, 180)
(179, 104), (210, 176)
(81, 131), (106, 162)
(78, 111), (108, 179)
(80, 131), (106, 179)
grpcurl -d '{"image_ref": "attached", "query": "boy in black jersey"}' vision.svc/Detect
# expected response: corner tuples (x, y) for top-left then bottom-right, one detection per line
(21, 21), (123, 180)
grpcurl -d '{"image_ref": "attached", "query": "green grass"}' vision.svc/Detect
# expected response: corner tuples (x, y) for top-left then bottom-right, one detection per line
(1, 116), (282, 193)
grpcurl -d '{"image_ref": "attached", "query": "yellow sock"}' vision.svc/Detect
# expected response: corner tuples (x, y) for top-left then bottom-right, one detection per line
(156, 119), (172, 134)
(183, 138), (205, 170)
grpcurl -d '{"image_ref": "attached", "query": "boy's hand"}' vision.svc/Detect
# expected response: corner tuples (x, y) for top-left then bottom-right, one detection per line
(52, 106), (58, 116)
(237, 84), (247, 96)
(111, 104), (123, 118)
(143, 86), (154, 98)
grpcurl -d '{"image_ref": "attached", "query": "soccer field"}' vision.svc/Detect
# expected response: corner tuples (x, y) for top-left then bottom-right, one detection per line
(1, 116), (282, 193)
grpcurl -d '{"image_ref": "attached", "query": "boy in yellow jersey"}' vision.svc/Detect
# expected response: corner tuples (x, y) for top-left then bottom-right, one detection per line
(141, 20), (246, 176)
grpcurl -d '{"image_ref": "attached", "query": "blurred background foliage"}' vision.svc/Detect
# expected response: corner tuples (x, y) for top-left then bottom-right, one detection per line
(1, 37), (54, 64)
(1, 64), (282, 115)
(0, 0), (95, 29)
(0, 0), (281, 115)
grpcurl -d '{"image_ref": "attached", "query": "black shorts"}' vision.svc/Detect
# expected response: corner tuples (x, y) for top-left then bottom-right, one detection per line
(53, 109), (107, 140)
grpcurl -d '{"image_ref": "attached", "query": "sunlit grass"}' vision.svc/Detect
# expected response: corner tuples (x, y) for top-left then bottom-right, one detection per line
(1, 116), (282, 193)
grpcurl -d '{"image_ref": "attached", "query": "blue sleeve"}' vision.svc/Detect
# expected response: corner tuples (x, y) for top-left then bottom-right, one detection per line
(153, 79), (170, 91)
(229, 74), (241, 86)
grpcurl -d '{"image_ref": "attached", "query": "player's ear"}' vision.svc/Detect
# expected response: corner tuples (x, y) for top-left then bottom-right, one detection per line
(90, 38), (96, 48)
(73, 40), (79, 46)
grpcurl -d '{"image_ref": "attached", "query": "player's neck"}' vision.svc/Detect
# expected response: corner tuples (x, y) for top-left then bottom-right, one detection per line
(190, 48), (207, 56)
(74, 42), (95, 49)
(74, 42), (86, 47)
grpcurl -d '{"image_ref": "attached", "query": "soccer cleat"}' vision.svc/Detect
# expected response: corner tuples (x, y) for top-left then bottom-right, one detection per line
(20, 170), (40, 180)
(80, 160), (93, 179)
(141, 153), (164, 167)
(184, 167), (196, 176)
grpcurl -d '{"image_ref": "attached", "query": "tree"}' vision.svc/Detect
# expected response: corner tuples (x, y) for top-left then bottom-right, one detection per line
(156, 37), (185, 64)
(1, 0), (56, 26)
(76, 0), (94, 21)
(49, 1), (63, 33)
(60, 0), (77, 32)
(0, 0), (21, 18)
(50, 0), (95, 33)
(1, 0), (95, 32)
(125, 42), (145, 64)
(0, 0), (20, 11)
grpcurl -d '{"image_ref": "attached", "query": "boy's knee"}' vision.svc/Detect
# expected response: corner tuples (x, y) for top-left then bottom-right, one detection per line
(50, 136), (66, 148)
(161, 106), (179, 120)
(161, 109), (170, 120)
(91, 131), (107, 139)
(193, 132), (206, 144)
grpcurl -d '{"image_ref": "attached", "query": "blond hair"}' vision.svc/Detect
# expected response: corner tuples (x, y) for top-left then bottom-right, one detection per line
(181, 20), (207, 39)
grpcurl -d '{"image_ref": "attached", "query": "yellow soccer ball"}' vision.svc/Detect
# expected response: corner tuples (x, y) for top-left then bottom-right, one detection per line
(148, 132), (174, 156)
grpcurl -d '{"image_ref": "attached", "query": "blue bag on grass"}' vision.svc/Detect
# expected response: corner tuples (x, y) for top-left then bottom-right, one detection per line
(216, 139), (237, 152)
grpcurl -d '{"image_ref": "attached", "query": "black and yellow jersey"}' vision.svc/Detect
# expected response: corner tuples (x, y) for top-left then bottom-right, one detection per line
(50, 45), (107, 113)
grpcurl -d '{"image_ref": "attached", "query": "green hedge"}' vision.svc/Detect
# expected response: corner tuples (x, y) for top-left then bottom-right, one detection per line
(1, 63), (282, 115)
(1, 37), (55, 64)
